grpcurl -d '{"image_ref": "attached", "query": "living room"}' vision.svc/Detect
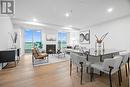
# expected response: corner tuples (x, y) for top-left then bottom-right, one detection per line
(0, 0), (130, 87)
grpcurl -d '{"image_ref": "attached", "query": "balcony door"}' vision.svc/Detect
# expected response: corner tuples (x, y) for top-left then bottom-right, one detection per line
(24, 30), (42, 53)
(58, 32), (67, 49)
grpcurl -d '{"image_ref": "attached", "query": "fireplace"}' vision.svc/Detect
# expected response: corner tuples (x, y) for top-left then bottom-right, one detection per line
(46, 44), (56, 54)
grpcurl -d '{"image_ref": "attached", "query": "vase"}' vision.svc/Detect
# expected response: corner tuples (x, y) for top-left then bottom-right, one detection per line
(97, 43), (102, 53)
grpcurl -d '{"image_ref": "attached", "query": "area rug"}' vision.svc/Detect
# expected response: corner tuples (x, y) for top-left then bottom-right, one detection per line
(33, 54), (70, 66)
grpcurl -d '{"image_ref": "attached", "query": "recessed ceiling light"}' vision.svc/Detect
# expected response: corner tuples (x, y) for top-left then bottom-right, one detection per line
(65, 13), (70, 17)
(33, 18), (37, 22)
(107, 8), (113, 13)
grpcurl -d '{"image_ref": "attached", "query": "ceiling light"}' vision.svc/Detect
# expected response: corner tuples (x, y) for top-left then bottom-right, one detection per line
(65, 10), (72, 17)
(65, 13), (70, 17)
(107, 8), (113, 13)
(33, 18), (37, 22)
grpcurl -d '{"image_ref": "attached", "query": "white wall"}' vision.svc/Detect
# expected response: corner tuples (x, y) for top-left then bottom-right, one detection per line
(13, 26), (24, 55)
(0, 17), (14, 50)
(0, 17), (14, 70)
(81, 16), (130, 51)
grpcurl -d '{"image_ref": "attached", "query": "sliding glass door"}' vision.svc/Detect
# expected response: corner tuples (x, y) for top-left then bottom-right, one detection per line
(58, 32), (67, 49)
(24, 30), (42, 53)
(24, 30), (33, 53)
(33, 31), (42, 48)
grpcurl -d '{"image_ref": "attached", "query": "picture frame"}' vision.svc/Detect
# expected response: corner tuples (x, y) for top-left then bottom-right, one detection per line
(80, 30), (90, 44)
(46, 34), (56, 41)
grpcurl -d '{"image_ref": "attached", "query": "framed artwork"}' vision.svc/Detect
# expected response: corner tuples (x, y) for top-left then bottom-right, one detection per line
(80, 30), (90, 44)
(46, 34), (56, 41)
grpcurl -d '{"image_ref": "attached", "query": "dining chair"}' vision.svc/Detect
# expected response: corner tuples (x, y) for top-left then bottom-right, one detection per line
(120, 52), (130, 77)
(90, 55), (122, 87)
(70, 52), (91, 84)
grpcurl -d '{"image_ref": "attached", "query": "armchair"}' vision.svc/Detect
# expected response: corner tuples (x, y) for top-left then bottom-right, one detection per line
(32, 47), (48, 65)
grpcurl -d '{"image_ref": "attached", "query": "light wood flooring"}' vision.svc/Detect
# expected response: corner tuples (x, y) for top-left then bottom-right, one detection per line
(0, 54), (129, 87)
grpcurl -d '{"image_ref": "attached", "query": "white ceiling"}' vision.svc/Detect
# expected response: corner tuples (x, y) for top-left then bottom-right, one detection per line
(13, 0), (130, 29)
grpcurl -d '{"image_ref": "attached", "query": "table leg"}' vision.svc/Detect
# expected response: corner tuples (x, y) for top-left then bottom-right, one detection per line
(100, 55), (103, 76)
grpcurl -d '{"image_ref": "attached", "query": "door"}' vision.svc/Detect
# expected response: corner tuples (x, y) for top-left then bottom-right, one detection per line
(24, 30), (42, 53)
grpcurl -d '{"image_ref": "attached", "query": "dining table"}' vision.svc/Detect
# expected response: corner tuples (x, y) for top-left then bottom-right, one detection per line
(71, 48), (125, 62)
(70, 48), (125, 74)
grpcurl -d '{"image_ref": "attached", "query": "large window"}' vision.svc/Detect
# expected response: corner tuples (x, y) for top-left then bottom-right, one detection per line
(58, 32), (67, 49)
(24, 30), (42, 53)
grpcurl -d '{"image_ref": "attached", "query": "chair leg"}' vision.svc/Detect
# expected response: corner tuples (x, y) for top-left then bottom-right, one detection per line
(86, 67), (88, 73)
(47, 56), (49, 62)
(32, 56), (35, 66)
(77, 67), (78, 72)
(90, 67), (94, 82)
(80, 62), (83, 85)
(46, 56), (49, 63)
(119, 68), (122, 82)
(64, 53), (65, 57)
(14, 61), (17, 67)
(125, 64), (128, 77)
(118, 70), (121, 86)
(109, 72), (112, 87)
(100, 71), (102, 76)
(2, 63), (3, 69)
(70, 60), (72, 76)
(128, 58), (129, 70)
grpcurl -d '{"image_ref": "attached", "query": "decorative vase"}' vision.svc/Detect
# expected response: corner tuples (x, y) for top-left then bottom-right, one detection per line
(97, 43), (102, 54)
(97, 43), (101, 50)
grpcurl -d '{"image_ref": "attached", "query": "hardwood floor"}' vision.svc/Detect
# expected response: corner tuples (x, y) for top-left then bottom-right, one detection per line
(0, 54), (129, 87)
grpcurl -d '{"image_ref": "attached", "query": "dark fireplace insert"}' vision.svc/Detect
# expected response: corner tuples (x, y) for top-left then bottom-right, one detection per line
(46, 44), (56, 54)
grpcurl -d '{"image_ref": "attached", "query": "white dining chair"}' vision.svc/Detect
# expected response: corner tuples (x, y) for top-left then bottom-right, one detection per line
(120, 52), (130, 77)
(90, 56), (122, 87)
(70, 52), (91, 84)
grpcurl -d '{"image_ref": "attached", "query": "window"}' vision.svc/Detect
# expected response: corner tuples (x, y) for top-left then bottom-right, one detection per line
(24, 30), (42, 53)
(58, 32), (67, 49)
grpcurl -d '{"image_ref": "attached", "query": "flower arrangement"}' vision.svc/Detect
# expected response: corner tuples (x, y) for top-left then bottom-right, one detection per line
(95, 32), (109, 52)
(95, 32), (109, 44)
